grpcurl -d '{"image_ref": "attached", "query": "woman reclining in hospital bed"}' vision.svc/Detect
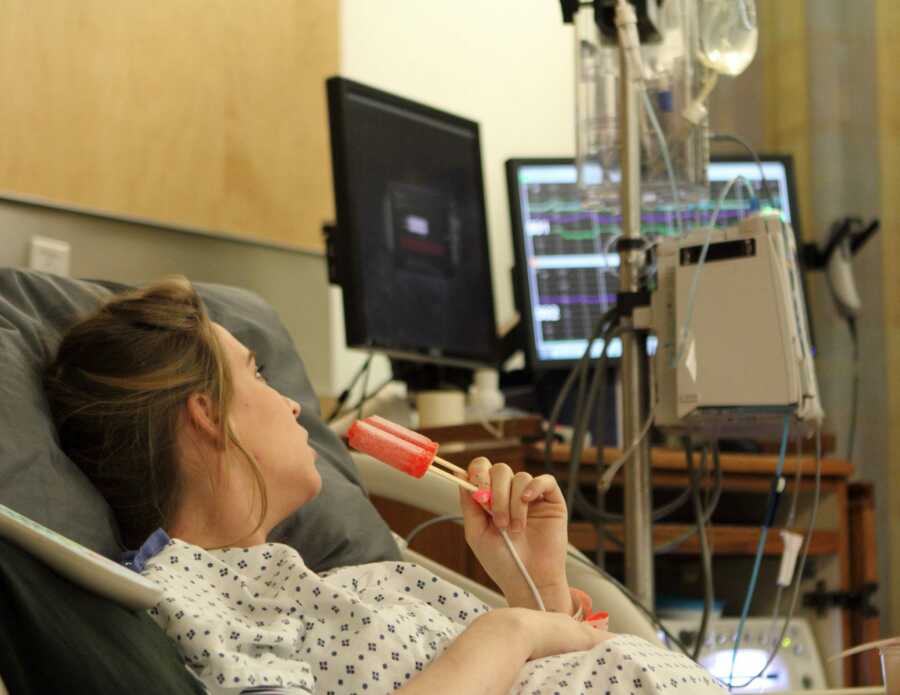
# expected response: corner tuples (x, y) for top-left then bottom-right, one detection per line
(43, 277), (725, 695)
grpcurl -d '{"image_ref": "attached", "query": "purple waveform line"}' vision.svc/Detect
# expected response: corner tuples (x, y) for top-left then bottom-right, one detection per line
(532, 208), (747, 224)
(541, 294), (617, 305)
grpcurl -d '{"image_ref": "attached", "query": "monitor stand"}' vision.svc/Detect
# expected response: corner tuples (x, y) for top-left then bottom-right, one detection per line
(388, 357), (475, 394)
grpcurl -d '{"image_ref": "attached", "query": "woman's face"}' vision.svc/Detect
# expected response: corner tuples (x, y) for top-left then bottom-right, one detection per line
(213, 323), (321, 524)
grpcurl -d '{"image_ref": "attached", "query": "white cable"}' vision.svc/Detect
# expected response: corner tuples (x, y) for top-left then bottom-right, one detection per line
(403, 505), (546, 612)
(598, 404), (656, 491)
(500, 529), (546, 611)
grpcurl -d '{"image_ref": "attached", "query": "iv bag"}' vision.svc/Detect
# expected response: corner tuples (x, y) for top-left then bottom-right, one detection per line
(574, 6), (619, 208)
(696, 0), (758, 76)
(574, 0), (708, 211)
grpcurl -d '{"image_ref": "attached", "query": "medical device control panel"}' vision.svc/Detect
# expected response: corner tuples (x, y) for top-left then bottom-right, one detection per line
(659, 617), (828, 692)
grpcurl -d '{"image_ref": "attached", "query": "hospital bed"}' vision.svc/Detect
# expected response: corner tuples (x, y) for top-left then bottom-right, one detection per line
(0, 268), (881, 694)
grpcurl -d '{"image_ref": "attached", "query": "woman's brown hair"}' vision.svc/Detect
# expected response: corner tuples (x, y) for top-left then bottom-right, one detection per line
(43, 276), (267, 549)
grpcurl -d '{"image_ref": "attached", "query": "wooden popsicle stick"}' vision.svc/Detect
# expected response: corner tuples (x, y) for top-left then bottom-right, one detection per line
(432, 455), (468, 477)
(426, 464), (479, 492)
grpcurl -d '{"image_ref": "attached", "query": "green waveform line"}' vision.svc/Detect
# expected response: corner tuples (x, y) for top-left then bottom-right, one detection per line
(528, 201), (611, 213)
(557, 228), (608, 240)
(529, 198), (779, 217)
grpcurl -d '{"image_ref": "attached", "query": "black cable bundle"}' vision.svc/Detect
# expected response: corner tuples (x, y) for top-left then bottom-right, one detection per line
(541, 307), (622, 523)
(540, 301), (726, 664)
(542, 306), (719, 538)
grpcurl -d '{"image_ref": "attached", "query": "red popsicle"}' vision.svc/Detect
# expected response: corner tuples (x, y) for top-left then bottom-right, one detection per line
(349, 417), (492, 505)
(348, 419), (435, 478)
(365, 415), (439, 457)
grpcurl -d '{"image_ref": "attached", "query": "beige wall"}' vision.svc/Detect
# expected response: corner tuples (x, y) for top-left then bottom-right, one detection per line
(0, 195), (334, 396)
(331, 0), (578, 389)
(0, 1), (337, 250)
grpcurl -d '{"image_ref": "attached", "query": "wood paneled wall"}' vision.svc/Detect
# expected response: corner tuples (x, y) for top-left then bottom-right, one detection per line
(0, 1), (338, 250)
(758, 0), (812, 241)
(876, 0), (900, 639)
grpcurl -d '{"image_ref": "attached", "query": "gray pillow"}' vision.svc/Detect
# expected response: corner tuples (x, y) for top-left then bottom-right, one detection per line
(0, 268), (399, 571)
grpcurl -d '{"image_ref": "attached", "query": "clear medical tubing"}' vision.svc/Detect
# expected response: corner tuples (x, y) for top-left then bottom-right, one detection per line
(573, 0), (709, 211)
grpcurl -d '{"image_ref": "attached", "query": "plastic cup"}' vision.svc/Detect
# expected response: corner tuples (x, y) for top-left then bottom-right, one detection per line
(417, 390), (466, 428)
(880, 644), (900, 694)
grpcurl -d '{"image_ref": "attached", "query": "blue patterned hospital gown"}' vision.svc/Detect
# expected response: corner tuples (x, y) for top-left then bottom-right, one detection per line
(137, 533), (725, 695)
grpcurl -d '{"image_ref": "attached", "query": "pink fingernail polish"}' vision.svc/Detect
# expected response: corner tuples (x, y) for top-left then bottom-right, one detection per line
(472, 489), (492, 506)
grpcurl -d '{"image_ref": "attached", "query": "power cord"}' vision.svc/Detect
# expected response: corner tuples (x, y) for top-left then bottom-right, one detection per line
(357, 352), (373, 421)
(738, 432), (804, 684)
(326, 354), (373, 423)
(405, 514), (463, 546)
(565, 547), (699, 662)
(591, 440), (723, 554)
(726, 414), (792, 689)
(548, 317), (702, 532)
(542, 307), (620, 518)
(686, 436), (715, 663)
(725, 429), (822, 690)
(655, 443), (723, 553)
(597, 404), (657, 492)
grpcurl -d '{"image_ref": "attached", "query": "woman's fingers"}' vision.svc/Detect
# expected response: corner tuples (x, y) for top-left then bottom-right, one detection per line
(488, 463), (514, 529)
(521, 474), (565, 505)
(460, 457), (493, 539)
(508, 472), (533, 532)
(467, 457), (492, 489)
(458, 486), (489, 541)
(466, 459), (564, 532)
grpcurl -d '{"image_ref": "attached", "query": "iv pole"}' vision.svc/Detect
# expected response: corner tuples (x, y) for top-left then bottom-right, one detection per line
(615, 2), (654, 611)
(560, 0), (655, 609)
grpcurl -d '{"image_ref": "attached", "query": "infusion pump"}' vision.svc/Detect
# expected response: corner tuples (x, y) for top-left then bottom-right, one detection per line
(660, 617), (829, 693)
(650, 213), (824, 434)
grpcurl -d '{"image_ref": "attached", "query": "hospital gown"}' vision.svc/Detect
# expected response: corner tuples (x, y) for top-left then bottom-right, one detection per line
(137, 533), (725, 695)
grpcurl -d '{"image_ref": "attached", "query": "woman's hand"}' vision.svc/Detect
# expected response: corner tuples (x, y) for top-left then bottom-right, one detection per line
(458, 457), (572, 612)
(502, 607), (616, 660)
(395, 608), (614, 695)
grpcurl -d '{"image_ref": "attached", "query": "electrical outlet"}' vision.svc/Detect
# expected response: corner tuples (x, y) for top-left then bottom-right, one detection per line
(28, 236), (71, 277)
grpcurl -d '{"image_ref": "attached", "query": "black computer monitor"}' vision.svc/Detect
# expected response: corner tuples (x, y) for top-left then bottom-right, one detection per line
(326, 77), (498, 379)
(506, 154), (808, 371)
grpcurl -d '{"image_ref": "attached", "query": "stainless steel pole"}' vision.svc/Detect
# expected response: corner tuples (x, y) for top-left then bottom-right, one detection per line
(617, 30), (654, 610)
